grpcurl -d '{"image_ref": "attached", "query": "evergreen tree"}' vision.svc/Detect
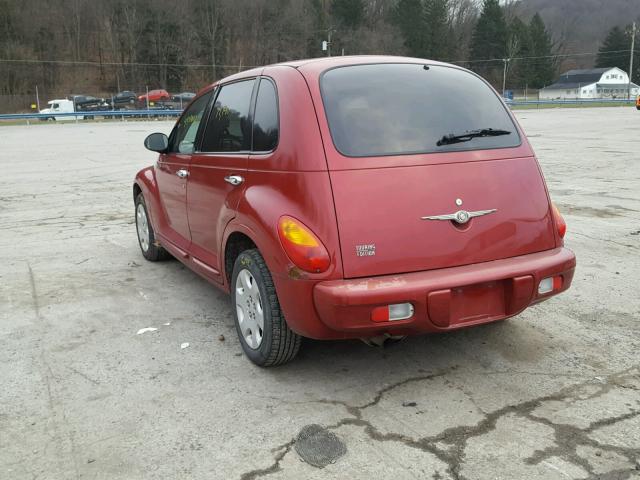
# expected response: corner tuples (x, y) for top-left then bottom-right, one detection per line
(393, 0), (425, 57)
(424, 0), (451, 60)
(596, 26), (628, 70)
(528, 13), (555, 88)
(469, 0), (507, 83)
(595, 25), (639, 81)
(331, 0), (365, 29)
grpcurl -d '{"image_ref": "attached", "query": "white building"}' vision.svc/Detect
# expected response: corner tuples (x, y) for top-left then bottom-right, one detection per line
(539, 67), (639, 100)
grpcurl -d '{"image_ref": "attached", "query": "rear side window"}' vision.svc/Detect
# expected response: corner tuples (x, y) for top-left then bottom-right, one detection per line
(201, 79), (254, 152)
(252, 79), (279, 152)
(320, 63), (520, 157)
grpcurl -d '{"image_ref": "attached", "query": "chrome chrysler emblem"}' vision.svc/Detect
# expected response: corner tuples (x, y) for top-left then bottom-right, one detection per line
(421, 208), (497, 224)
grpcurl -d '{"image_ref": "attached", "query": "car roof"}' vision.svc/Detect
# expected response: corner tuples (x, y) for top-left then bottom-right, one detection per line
(201, 55), (455, 92)
(274, 55), (450, 69)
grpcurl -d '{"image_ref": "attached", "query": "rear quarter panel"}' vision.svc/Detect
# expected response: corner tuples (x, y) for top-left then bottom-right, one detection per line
(220, 66), (344, 336)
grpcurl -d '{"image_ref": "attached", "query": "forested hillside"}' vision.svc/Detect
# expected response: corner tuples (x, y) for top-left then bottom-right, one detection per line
(513, 0), (640, 69)
(0, 0), (638, 112)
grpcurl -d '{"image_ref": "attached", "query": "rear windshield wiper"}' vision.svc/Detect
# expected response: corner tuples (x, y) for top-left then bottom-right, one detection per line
(437, 128), (511, 146)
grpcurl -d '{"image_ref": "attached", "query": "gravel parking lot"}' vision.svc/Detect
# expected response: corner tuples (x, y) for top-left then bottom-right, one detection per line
(1, 108), (639, 480)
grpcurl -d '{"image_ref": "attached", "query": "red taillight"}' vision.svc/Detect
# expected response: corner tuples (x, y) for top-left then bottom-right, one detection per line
(277, 216), (330, 273)
(552, 203), (567, 238)
(553, 276), (563, 291)
(371, 304), (414, 323)
(371, 306), (390, 322)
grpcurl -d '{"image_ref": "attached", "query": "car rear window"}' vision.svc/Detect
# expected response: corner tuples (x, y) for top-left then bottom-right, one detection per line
(320, 63), (520, 157)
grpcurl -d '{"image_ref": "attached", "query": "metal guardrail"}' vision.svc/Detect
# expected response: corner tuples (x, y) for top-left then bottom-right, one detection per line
(507, 98), (636, 106)
(0, 98), (636, 121)
(0, 109), (184, 121)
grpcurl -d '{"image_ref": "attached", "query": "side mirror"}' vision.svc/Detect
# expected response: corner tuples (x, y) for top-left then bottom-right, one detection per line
(144, 133), (169, 153)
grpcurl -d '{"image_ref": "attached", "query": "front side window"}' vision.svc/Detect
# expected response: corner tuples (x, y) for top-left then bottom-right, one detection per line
(252, 79), (279, 152)
(320, 63), (521, 157)
(169, 92), (213, 154)
(201, 79), (255, 152)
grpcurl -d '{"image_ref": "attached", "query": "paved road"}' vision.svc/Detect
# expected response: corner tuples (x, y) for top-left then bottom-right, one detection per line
(1, 109), (639, 479)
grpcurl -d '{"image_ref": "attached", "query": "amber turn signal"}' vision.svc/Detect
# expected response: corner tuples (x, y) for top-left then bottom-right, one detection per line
(552, 203), (567, 238)
(278, 216), (330, 273)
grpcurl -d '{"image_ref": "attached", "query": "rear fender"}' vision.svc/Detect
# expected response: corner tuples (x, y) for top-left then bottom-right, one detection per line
(220, 218), (336, 338)
(220, 221), (264, 285)
(221, 180), (344, 338)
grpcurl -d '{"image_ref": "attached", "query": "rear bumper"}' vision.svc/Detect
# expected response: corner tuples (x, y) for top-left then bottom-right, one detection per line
(311, 247), (575, 337)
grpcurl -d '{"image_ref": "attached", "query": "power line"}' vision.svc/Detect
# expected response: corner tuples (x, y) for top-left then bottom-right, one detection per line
(450, 49), (634, 65)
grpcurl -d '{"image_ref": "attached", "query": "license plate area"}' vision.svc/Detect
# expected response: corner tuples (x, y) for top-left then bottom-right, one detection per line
(427, 276), (534, 328)
(450, 281), (505, 324)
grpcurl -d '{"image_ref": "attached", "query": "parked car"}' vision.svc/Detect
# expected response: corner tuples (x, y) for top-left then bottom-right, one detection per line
(171, 92), (196, 103)
(134, 56), (576, 366)
(138, 89), (170, 104)
(69, 94), (108, 111)
(108, 90), (137, 108)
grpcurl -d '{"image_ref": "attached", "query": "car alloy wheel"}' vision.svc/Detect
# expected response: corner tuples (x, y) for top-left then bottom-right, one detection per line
(231, 249), (301, 366)
(134, 193), (170, 262)
(235, 269), (264, 349)
(136, 203), (150, 252)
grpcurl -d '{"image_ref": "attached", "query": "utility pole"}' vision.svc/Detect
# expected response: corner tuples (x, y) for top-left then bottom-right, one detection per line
(629, 22), (636, 101)
(322, 27), (335, 57)
(502, 58), (508, 97)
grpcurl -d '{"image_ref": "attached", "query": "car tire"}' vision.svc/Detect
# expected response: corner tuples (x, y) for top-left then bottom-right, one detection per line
(231, 249), (301, 366)
(135, 193), (170, 261)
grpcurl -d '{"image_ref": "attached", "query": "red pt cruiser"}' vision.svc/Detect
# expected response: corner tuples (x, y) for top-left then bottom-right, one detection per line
(134, 56), (576, 366)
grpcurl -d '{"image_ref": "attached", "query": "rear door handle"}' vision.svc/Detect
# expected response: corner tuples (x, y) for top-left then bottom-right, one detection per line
(176, 169), (189, 178)
(224, 175), (244, 186)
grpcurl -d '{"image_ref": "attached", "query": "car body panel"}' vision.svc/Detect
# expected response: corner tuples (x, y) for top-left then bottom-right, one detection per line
(329, 156), (557, 278)
(187, 152), (249, 278)
(312, 247), (575, 336)
(155, 152), (192, 250)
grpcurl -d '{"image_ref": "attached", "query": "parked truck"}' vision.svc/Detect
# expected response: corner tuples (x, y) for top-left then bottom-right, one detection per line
(39, 99), (79, 121)
(39, 95), (110, 121)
